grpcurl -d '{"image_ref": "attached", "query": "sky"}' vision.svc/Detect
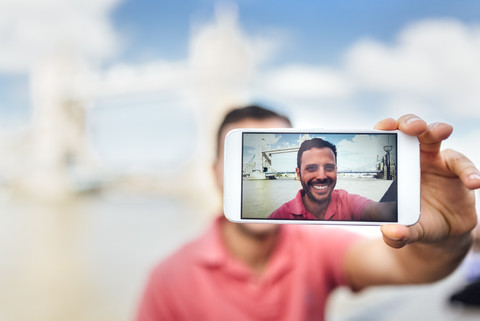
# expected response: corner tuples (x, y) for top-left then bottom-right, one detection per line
(243, 132), (395, 172)
(0, 0), (479, 172)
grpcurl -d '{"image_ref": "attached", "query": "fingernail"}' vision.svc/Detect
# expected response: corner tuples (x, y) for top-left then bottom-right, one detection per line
(406, 116), (422, 125)
(428, 122), (441, 130)
(468, 173), (480, 181)
(387, 235), (404, 242)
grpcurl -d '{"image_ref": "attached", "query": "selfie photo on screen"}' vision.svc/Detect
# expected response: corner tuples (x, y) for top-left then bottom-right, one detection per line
(241, 132), (397, 222)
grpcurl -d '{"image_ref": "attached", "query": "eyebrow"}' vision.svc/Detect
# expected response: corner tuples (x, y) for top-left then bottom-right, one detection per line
(304, 163), (336, 170)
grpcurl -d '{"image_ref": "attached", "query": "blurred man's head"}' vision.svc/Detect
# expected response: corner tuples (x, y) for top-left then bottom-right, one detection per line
(296, 138), (338, 205)
(213, 105), (292, 237)
(214, 105), (292, 190)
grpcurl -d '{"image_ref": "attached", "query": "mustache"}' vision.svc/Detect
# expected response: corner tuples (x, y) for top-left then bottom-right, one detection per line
(308, 178), (333, 185)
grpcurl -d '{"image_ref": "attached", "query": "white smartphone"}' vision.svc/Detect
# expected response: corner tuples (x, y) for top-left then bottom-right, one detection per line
(224, 128), (420, 226)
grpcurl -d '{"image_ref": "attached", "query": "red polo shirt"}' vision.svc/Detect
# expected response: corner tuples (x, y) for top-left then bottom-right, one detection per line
(269, 189), (373, 220)
(136, 216), (361, 321)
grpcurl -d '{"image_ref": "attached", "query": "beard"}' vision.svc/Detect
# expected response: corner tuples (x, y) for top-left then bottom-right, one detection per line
(235, 223), (279, 240)
(300, 176), (335, 204)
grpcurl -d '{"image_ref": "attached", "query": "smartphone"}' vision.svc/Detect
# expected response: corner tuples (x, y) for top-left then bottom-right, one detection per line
(224, 128), (420, 226)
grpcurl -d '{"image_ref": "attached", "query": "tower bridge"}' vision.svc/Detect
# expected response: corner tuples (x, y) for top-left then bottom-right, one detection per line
(244, 146), (395, 180)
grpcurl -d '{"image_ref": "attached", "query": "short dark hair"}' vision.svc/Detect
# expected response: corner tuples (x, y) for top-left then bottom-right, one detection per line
(297, 138), (337, 168)
(216, 105), (292, 156)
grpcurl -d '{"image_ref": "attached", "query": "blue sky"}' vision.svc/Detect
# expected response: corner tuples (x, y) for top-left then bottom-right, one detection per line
(0, 0), (479, 172)
(111, 0), (480, 64)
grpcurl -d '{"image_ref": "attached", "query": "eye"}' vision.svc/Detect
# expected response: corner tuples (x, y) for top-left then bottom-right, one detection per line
(305, 164), (318, 172)
(324, 164), (336, 172)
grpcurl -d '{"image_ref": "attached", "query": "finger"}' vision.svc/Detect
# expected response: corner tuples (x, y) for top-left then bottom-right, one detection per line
(417, 122), (453, 154)
(443, 149), (480, 190)
(418, 122), (453, 144)
(380, 224), (411, 248)
(374, 118), (398, 130)
(380, 224), (425, 249)
(397, 114), (427, 136)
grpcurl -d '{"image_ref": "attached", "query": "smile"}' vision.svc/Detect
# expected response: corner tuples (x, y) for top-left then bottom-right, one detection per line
(312, 185), (328, 190)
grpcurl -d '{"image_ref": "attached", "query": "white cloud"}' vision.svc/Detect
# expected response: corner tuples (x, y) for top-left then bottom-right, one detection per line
(0, 0), (120, 72)
(382, 96), (436, 121)
(289, 102), (379, 130)
(344, 19), (480, 116)
(336, 135), (393, 171)
(243, 133), (281, 149)
(443, 130), (480, 169)
(257, 18), (480, 123)
(90, 60), (191, 98)
(261, 65), (352, 100)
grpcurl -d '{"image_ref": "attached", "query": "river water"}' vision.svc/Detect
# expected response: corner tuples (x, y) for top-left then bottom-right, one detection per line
(242, 177), (393, 218)
(0, 192), (211, 321)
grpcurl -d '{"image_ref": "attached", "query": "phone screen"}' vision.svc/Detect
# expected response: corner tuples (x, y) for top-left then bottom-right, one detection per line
(241, 132), (398, 222)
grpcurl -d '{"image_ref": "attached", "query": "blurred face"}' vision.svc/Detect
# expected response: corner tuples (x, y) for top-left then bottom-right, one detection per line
(297, 147), (337, 204)
(214, 117), (291, 236)
(214, 117), (292, 191)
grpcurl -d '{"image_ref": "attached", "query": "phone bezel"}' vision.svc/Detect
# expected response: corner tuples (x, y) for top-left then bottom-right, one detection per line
(224, 128), (420, 226)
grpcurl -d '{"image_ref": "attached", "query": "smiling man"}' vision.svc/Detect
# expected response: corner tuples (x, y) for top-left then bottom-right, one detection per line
(269, 137), (396, 221)
(137, 105), (480, 321)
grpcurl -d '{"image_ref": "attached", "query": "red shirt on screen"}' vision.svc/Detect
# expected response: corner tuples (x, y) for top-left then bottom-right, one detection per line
(268, 189), (373, 220)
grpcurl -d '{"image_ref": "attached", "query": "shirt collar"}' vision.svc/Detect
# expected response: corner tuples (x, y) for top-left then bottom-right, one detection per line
(290, 189), (338, 220)
(289, 190), (309, 215)
(194, 215), (294, 281)
(195, 215), (228, 268)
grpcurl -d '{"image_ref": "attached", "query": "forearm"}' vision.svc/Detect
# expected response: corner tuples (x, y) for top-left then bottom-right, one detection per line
(390, 232), (473, 284)
(346, 231), (473, 291)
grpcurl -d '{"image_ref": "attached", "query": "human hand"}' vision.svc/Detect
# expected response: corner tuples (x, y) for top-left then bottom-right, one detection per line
(374, 114), (479, 249)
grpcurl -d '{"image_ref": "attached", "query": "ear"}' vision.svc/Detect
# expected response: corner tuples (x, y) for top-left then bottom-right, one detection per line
(212, 160), (222, 191)
(296, 167), (301, 180)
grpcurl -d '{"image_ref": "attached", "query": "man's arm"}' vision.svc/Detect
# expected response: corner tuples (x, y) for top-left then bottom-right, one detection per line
(361, 201), (396, 222)
(344, 115), (479, 291)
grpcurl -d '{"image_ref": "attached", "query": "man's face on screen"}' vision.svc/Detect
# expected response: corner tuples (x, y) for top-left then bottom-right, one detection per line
(297, 147), (337, 204)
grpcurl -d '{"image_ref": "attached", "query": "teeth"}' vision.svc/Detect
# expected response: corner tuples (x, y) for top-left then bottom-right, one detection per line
(312, 185), (327, 190)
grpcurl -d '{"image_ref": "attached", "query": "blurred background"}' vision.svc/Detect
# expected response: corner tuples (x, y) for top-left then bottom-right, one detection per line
(0, 0), (479, 320)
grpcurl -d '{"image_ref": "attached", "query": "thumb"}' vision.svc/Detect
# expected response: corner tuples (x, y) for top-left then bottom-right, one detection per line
(380, 224), (412, 248)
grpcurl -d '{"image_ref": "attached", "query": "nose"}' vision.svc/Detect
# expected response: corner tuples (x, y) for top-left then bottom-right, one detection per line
(315, 167), (328, 180)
